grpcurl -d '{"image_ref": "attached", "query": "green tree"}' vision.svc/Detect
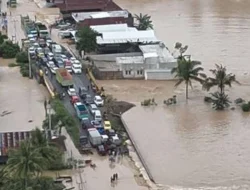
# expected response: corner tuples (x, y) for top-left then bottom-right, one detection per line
(30, 128), (59, 164)
(171, 57), (205, 99)
(202, 64), (239, 93)
(5, 141), (48, 189)
(134, 13), (153, 30)
(210, 92), (231, 110)
(0, 32), (8, 44)
(0, 40), (20, 58)
(76, 26), (98, 53)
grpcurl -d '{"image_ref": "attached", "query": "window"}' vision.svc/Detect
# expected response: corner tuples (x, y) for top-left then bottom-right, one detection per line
(125, 70), (131, 75)
(137, 70), (143, 75)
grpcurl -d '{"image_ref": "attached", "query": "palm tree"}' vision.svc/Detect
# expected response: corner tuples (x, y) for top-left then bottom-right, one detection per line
(171, 57), (205, 99)
(5, 141), (48, 189)
(210, 91), (231, 110)
(202, 64), (240, 93)
(134, 13), (153, 30)
(30, 128), (59, 165)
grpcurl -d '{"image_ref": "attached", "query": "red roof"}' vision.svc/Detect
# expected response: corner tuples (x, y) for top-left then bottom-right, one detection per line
(55, 0), (122, 12)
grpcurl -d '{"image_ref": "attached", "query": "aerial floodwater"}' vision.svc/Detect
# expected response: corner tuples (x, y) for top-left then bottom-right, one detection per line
(113, 0), (250, 189)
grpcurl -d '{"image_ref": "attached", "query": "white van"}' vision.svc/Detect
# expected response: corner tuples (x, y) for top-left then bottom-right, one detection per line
(94, 110), (102, 122)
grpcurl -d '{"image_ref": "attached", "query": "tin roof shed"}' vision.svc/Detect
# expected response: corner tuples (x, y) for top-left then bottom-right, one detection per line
(96, 30), (159, 44)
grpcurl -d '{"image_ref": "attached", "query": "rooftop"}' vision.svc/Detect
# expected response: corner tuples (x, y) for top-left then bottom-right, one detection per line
(55, 0), (122, 12)
(139, 43), (176, 63)
(91, 24), (133, 33)
(96, 30), (159, 44)
(72, 10), (129, 22)
(116, 56), (144, 64)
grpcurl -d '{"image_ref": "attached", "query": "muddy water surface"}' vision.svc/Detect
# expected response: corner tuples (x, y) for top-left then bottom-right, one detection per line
(101, 1), (250, 188)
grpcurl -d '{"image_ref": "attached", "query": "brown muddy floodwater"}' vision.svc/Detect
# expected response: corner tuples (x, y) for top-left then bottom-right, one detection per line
(104, 0), (250, 189)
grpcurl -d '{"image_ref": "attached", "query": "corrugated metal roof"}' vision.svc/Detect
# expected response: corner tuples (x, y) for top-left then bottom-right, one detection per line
(116, 56), (144, 64)
(96, 30), (159, 44)
(72, 10), (129, 22)
(91, 24), (129, 33)
(139, 43), (176, 63)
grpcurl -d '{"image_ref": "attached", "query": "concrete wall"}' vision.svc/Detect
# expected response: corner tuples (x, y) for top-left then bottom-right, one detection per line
(145, 69), (175, 80)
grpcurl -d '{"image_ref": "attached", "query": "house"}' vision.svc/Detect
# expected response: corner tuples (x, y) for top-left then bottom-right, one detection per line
(72, 10), (134, 27)
(53, 0), (122, 17)
(90, 43), (177, 80)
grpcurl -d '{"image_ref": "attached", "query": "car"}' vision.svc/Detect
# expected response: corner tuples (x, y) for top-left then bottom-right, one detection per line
(72, 64), (82, 74)
(29, 38), (36, 44)
(104, 121), (112, 130)
(60, 54), (68, 62)
(70, 95), (80, 104)
(55, 59), (64, 68)
(84, 94), (93, 105)
(47, 52), (54, 60)
(28, 47), (35, 55)
(38, 52), (45, 58)
(81, 118), (93, 129)
(91, 120), (103, 129)
(70, 57), (76, 62)
(36, 47), (43, 53)
(50, 66), (58, 74)
(94, 95), (104, 107)
(67, 88), (77, 96)
(109, 135), (122, 146)
(94, 110), (102, 122)
(33, 43), (40, 49)
(73, 60), (82, 68)
(79, 87), (87, 99)
(89, 104), (98, 115)
(27, 34), (35, 39)
(97, 145), (107, 156)
(47, 61), (55, 68)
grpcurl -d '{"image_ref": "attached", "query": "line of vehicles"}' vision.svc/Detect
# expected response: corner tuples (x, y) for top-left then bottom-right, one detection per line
(22, 19), (124, 156)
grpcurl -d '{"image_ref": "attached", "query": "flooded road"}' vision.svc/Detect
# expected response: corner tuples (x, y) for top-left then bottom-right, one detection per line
(103, 1), (250, 189)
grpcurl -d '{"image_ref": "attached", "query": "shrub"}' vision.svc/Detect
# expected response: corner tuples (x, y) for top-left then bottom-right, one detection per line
(16, 51), (29, 63)
(0, 40), (20, 58)
(241, 103), (250, 112)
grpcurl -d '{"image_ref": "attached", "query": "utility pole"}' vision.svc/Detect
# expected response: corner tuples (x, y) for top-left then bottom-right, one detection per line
(11, 19), (17, 43)
(28, 53), (32, 78)
(47, 101), (52, 140)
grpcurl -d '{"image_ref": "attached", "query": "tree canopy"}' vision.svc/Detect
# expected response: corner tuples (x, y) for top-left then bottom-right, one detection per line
(202, 64), (239, 93)
(171, 56), (205, 99)
(134, 13), (153, 30)
(76, 26), (98, 53)
(0, 40), (20, 58)
(202, 64), (239, 110)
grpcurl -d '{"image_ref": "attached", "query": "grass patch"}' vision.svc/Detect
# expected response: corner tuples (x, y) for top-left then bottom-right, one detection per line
(51, 98), (80, 147)
(8, 63), (19, 67)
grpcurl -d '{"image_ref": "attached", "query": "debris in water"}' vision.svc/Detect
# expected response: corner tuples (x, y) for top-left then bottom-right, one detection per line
(1, 110), (12, 117)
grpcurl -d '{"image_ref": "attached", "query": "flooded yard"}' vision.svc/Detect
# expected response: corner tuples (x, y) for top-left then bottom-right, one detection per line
(0, 60), (49, 132)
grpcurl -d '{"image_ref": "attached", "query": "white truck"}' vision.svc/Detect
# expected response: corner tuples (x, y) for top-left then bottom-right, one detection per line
(88, 128), (102, 147)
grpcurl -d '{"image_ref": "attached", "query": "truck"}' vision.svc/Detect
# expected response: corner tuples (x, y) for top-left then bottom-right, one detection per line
(55, 68), (73, 87)
(74, 102), (89, 120)
(88, 128), (102, 147)
(36, 21), (49, 38)
(21, 16), (38, 37)
(79, 135), (92, 152)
